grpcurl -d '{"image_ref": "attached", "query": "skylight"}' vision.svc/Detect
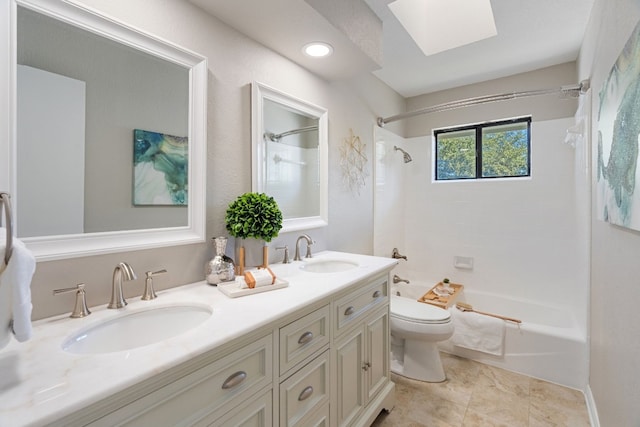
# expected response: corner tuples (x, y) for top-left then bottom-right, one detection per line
(388, 0), (497, 56)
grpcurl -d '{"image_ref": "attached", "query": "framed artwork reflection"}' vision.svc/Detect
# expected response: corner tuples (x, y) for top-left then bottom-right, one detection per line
(133, 129), (188, 206)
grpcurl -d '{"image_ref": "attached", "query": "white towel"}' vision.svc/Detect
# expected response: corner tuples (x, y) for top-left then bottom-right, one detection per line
(449, 306), (505, 356)
(0, 228), (36, 346)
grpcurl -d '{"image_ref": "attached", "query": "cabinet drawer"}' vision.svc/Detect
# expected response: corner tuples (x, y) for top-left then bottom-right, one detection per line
(279, 350), (330, 427)
(335, 276), (388, 335)
(279, 305), (330, 375)
(203, 389), (272, 427)
(88, 334), (273, 427)
(295, 403), (330, 427)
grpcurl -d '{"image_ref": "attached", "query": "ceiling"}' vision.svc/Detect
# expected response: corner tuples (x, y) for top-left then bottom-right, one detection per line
(190, 0), (595, 98)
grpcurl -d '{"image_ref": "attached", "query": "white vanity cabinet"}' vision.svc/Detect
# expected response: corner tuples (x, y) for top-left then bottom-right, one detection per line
(35, 265), (395, 427)
(333, 275), (392, 427)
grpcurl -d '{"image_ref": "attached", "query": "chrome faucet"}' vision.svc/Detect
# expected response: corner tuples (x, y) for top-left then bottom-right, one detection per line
(392, 248), (407, 260)
(294, 234), (314, 261)
(108, 262), (137, 309)
(393, 274), (410, 284)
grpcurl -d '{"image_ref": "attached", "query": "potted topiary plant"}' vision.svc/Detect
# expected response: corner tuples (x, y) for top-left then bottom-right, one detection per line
(225, 192), (283, 273)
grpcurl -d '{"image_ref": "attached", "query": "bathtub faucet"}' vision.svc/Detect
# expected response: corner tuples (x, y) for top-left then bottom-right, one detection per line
(393, 274), (410, 284)
(392, 248), (407, 260)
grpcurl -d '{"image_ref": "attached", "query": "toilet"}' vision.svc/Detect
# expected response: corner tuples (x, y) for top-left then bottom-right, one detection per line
(390, 294), (454, 382)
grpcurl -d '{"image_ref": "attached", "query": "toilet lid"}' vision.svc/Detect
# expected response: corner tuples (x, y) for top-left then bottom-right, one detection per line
(390, 295), (451, 324)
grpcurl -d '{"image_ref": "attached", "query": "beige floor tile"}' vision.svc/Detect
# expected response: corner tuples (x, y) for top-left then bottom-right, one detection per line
(372, 353), (590, 427)
(463, 408), (523, 427)
(406, 386), (467, 426)
(529, 379), (590, 427)
(475, 363), (531, 398)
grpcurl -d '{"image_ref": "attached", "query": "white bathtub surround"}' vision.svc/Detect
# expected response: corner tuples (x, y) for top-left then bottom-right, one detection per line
(449, 307), (505, 356)
(375, 118), (589, 339)
(0, 251), (396, 427)
(393, 281), (588, 390)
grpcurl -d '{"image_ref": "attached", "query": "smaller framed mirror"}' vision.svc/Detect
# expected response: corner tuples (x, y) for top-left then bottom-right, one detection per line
(252, 82), (328, 232)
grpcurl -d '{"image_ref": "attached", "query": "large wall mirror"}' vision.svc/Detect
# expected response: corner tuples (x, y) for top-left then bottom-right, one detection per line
(1, 0), (207, 260)
(251, 82), (328, 232)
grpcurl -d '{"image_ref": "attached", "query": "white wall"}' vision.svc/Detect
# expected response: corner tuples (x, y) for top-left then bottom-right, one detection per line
(403, 119), (581, 306)
(373, 127), (408, 260)
(16, 0), (405, 319)
(578, 0), (640, 425)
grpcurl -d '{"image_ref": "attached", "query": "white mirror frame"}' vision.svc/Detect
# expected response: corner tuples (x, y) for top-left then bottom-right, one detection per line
(1, 0), (207, 261)
(251, 82), (328, 232)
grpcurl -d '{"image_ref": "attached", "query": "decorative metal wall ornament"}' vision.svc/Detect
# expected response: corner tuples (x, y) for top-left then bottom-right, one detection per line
(339, 128), (368, 195)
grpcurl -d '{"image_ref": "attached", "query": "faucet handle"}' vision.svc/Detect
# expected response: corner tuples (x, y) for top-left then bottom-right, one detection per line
(53, 283), (91, 318)
(392, 248), (407, 260)
(142, 269), (167, 301)
(276, 246), (290, 264)
(305, 240), (314, 259)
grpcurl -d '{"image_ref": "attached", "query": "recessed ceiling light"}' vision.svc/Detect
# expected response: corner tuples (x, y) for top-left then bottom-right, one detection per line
(303, 42), (333, 58)
(389, 0), (497, 56)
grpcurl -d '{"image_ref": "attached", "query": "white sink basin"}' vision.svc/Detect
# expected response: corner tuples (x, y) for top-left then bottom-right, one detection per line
(300, 259), (359, 274)
(62, 304), (212, 354)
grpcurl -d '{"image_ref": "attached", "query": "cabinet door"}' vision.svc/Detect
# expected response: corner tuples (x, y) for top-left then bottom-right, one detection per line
(365, 308), (389, 402)
(334, 327), (365, 427)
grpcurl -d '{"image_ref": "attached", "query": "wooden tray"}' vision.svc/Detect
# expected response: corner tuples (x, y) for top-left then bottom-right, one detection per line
(217, 277), (289, 298)
(418, 282), (464, 308)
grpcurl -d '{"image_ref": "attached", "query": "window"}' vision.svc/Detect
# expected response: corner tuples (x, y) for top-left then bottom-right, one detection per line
(434, 117), (531, 181)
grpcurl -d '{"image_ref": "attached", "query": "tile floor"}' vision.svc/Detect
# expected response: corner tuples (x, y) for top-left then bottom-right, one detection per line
(372, 352), (590, 427)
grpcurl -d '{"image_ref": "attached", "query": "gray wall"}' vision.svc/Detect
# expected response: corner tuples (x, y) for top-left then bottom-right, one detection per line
(577, 0), (640, 424)
(26, 0), (405, 319)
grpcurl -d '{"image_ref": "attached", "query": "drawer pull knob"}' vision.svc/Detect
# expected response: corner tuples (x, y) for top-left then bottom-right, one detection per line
(298, 386), (314, 401)
(222, 371), (247, 389)
(344, 306), (355, 316)
(372, 290), (381, 298)
(362, 362), (371, 371)
(298, 331), (314, 345)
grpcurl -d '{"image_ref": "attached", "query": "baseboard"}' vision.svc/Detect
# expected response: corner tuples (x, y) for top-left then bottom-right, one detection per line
(584, 384), (600, 427)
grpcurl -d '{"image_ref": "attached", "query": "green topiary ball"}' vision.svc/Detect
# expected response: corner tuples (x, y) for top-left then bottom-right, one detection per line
(225, 192), (283, 242)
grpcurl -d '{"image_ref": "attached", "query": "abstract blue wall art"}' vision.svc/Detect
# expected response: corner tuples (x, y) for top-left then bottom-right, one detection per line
(596, 20), (640, 231)
(133, 129), (188, 206)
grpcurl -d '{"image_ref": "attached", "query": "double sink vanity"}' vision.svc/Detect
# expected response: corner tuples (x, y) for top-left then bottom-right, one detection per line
(0, 251), (397, 427)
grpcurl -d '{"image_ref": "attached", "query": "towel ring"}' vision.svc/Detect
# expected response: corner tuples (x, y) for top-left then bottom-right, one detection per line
(0, 192), (13, 265)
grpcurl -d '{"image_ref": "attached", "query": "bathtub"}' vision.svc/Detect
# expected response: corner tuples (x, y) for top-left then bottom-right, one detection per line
(392, 281), (588, 390)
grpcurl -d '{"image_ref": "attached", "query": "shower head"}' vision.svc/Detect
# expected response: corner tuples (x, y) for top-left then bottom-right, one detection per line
(394, 146), (412, 163)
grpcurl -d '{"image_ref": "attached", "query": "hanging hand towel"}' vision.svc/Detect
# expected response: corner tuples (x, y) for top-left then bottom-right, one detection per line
(0, 228), (36, 347)
(449, 306), (505, 356)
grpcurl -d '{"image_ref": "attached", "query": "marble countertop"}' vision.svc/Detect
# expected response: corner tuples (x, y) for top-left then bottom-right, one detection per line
(0, 251), (397, 427)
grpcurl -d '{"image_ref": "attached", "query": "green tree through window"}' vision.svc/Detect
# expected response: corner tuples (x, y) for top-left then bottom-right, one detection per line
(435, 117), (530, 180)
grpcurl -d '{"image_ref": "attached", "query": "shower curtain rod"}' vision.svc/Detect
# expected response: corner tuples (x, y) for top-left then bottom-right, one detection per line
(376, 79), (590, 127)
(265, 125), (319, 142)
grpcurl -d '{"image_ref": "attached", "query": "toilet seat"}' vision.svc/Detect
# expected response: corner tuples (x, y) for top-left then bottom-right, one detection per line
(390, 295), (451, 324)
